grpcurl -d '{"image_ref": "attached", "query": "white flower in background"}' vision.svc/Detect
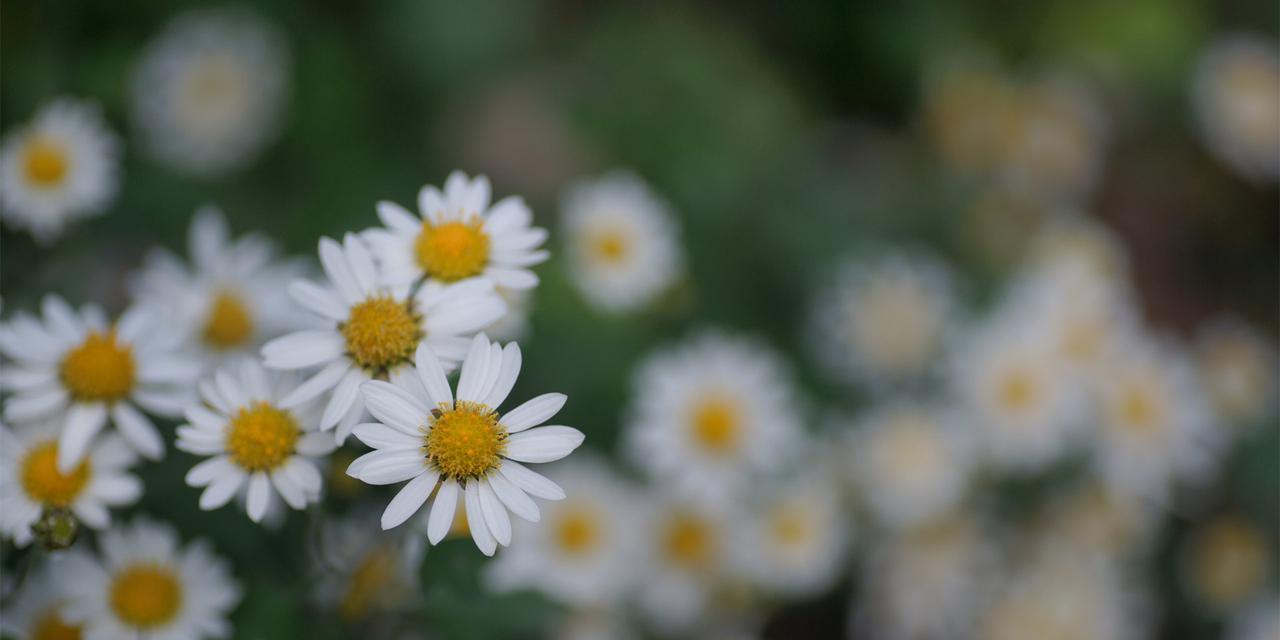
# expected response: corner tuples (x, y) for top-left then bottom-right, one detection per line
(0, 295), (198, 471)
(1025, 213), (1130, 283)
(0, 563), (82, 639)
(131, 8), (288, 176)
(999, 74), (1109, 203)
(811, 252), (955, 388)
(1226, 597), (1280, 640)
(634, 497), (737, 634)
(0, 421), (141, 546)
(1182, 515), (1272, 614)
(1192, 34), (1280, 182)
(176, 359), (335, 523)
(485, 457), (641, 606)
(312, 509), (423, 622)
(131, 205), (311, 371)
(922, 56), (1018, 176)
(850, 401), (973, 530)
(61, 518), (241, 639)
(1030, 481), (1157, 561)
(1196, 318), (1277, 426)
(561, 171), (683, 313)
(261, 234), (505, 443)
(0, 98), (119, 243)
(366, 171), (549, 290)
(624, 331), (802, 505)
(347, 334), (585, 556)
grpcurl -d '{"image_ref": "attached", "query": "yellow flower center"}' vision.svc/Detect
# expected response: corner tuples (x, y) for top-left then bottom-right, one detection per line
(226, 401), (300, 472)
(1193, 518), (1270, 609)
(661, 513), (714, 570)
(1115, 385), (1164, 434)
(109, 565), (182, 629)
(414, 218), (490, 282)
(590, 229), (628, 264)
(690, 397), (740, 454)
(202, 290), (254, 350)
(32, 608), (82, 640)
(59, 331), (136, 403)
(341, 296), (421, 371)
(554, 507), (600, 556)
(769, 504), (813, 547)
(21, 442), (91, 507)
(997, 370), (1038, 414)
(23, 137), (69, 187)
(424, 401), (506, 480)
(340, 546), (395, 621)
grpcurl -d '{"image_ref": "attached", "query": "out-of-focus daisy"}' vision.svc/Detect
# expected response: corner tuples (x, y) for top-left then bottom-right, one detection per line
(0, 563), (82, 639)
(0, 98), (119, 243)
(561, 171), (683, 314)
(0, 295), (197, 471)
(176, 359), (335, 523)
(261, 234), (505, 443)
(0, 420), (141, 546)
(1192, 35), (1280, 182)
(131, 205), (310, 371)
(1024, 213), (1129, 283)
(131, 8), (288, 176)
(850, 401), (973, 530)
(961, 187), (1050, 271)
(1030, 481), (1156, 561)
(1182, 515), (1272, 614)
(365, 171), (549, 290)
(624, 331), (802, 505)
(347, 334), (585, 556)
(998, 74), (1108, 203)
(634, 497), (737, 634)
(1226, 597), (1280, 640)
(811, 253), (955, 388)
(1196, 318), (1277, 426)
(312, 509), (423, 622)
(61, 518), (241, 639)
(922, 57), (1017, 176)
(485, 457), (640, 606)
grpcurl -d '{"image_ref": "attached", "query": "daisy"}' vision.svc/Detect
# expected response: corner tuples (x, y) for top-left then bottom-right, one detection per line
(1024, 213), (1130, 283)
(346, 333), (585, 556)
(365, 171), (549, 290)
(634, 497), (737, 634)
(1191, 34), (1280, 182)
(0, 420), (142, 546)
(0, 98), (120, 243)
(1182, 515), (1272, 614)
(0, 295), (198, 472)
(998, 73), (1109, 203)
(131, 8), (289, 176)
(561, 171), (683, 313)
(261, 233), (506, 443)
(0, 563), (82, 639)
(484, 457), (641, 606)
(130, 205), (312, 371)
(921, 55), (1018, 176)
(60, 518), (241, 639)
(1196, 317), (1277, 426)
(312, 509), (424, 622)
(176, 358), (335, 523)
(623, 331), (802, 506)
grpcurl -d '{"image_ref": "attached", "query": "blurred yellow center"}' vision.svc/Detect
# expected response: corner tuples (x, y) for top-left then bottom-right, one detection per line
(21, 442), (90, 507)
(998, 371), (1037, 413)
(202, 290), (254, 350)
(1117, 387), (1161, 433)
(32, 609), (82, 640)
(415, 218), (490, 281)
(425, 401), (506, 480)
(769, 505), (813, 547)
(340, 546), (395, 620)
(554, 507), (600, 556)
(109, 565), (182, 628)
(341, 296), (421, 370)
(1193, 518), (1270, 609)
(60, 331), (136, 403)
(662, 514), (713, 569)
(23, 137), (69, 187)
(226, 402), (300, 472)
(691, 397), (740, 454)
(590, 230), (628, 264)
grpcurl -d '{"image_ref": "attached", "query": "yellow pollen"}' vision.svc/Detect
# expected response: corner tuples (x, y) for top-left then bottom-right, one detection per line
(59, 331), (136, 403)
(1117, 386), (1162, 433)
(109, 565), (182, 629)
(340, 296), (421, 371)
(414, 218), (490, 281)
(690, 397), (740, 454)
(202, 290), (254, 350)
(31, 608), (82, 640)
(23, 137), (69, 187)
(424, 401), (506, 480)
(1193, 517), (1270, 609)
(21, 442), (91, 507)
(591, 230), (628, 264)
(554, 507), (600, 556)
(340, 546), (395, 621)
(998, 371), (1037, 413)
(769, 506), (813, 547)
(226, 402), (300, 472)
(662, 513), (713, 570)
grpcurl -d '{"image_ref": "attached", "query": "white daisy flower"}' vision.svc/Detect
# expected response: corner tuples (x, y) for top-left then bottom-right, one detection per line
(176, 358), (336, 523)
(0, 295), (198, 472)
(634, 497), (737, 634)
(561, 171), (683, 313)
(0, 98), (120, 243)
(1226, 597), (1280, 640)
(0, 563), (82, 639)
(811, 252), (956, 388)
(624, 331), (802, 506)
(130, 205), (312, 371)
(998, 73), (1109, 203)
(0, 420), (141, 546)
(485, 457), (641, 606)
(312, 509), (423, 622)
(365, 171), (549, 290)
(1192, 34), (1280, 182)
(131, 8), (288, 176)
(261, 233), (506, 443)
(1181, 515), (1272, 614)
(1196, 317), (1277, 426)
(922, 55), (1018, 176)
(60, 518), (241, 639)
(346, 333), (585, 556)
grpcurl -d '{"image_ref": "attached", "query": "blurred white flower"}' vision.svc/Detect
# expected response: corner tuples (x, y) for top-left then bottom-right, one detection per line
(1192, 34), (1280, 182)
(312, 509), (423, 622)
(998, 73), (1109, 203)
(1024, 213), (1130, 282)
(922, 55), (1017, 176)
(1196, 317), (1277, 426)
(1181, 515), (1272, 614)
(0, 563), (81, 639)
(0, 98), (119, 243)
(634, 497), (737, 634)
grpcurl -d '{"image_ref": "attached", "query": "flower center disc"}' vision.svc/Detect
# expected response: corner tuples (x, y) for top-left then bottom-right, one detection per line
(997, 370), (1038, 414)
(60, 331), (136, 403)
(769, 505), (814, 546)
(32, 608), (82, 640)
(414, 218), (490, 281)
(424, 401), (505, 480)
(662, 513), (713, 570)
(23, 137), (69, 187)
(690, 397), (740, 454)
(109, 565), (182, 629)
(21, 442), (90, 507)
(554, 507), (600, 556)
(202, 290), (254, 350)
(226, 402), (300, 472)
(590, 229), (628, 264)
(341, 296), (421, 371)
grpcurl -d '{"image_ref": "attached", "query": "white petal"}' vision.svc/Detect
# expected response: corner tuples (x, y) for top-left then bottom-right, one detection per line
(247, 472), (272, 522)
(270, 468), (306, 510)
(427, 480), (459, 544)
(500, 393), (567, 432)
(350, 449), (427, 485)
(199, 470), (245, 510)
(477, 479), (511, 546)
(262, 331), (345, 370)
(498, 460), (565, 500)
(455, 334), (492, 403)
(377, 200), (420, 233)
(280, 360), (350, 408)
(318, 237), (362, 303)
(381, 471), (439, 529)
(361, 380), (429, 435)
(482, 343), (522, 409)
(487, 267), (538, 290)
(288, 281), (347, 321)
(282, 457), (323, 497)
(4, 387), (68, 422)
(58, 403), (108, 472)
(463, 481), (497, 556)
(185, 456), (234, 487)
(471, 343), (506, 410)
(321, 369), (366, 430)
(487, 471), (540, 523)
(352, 422), (420, 450)
(504, 426), (585, 464)
(413, 343), (454, 408)
(112, 403), (164, 461)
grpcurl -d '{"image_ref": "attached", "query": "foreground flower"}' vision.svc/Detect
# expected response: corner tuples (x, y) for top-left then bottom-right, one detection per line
(312, 509), (423, 622)
(0, 563), (82, 639)
(177, 359), (335, 523)
(61, 518), (241, 638)
(347, 334), (584, 556)
(0, 295), (198, 471)
(1192, 34), (1280, 182)
(0, 98), (119, 243)
(262, 234), (505, 443)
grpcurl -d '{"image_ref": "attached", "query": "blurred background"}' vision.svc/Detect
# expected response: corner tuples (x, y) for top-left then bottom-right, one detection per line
(1, 1), (1277, 639)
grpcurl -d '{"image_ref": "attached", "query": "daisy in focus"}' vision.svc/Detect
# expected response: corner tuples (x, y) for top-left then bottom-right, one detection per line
(1196, 318), (1277, 426)
(347, 334), (585, 556)
(0, 98), (119, 243)
(1191, 34), (1280, 182)
(131, 8), (289, 176)
(176, 359), (335, 523)
(261, 234), (505, 443)
(60, 518), (241, 639)
(0, 295), (198, 471)
(0, 564), (83, 639)
(312, 509), (424, 622)
(561, 171), (683, 314)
